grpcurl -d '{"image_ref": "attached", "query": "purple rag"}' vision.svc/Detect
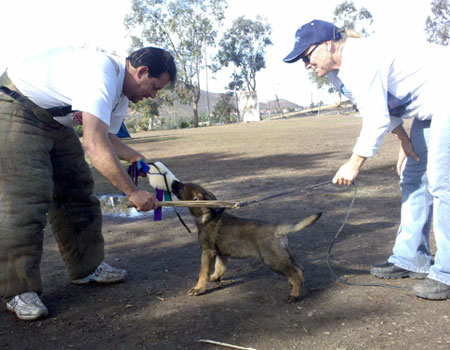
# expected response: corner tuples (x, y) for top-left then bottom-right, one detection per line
(154, 188), (163, 221)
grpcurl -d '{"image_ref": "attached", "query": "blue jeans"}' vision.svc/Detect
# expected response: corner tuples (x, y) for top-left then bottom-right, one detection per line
(389, 116), (450, 286)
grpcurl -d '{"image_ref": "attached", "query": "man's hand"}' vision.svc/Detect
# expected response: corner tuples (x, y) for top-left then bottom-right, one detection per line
(332, 154), (366, 186)
(128, 189), (160, 211)
(392, 125), (420, 176)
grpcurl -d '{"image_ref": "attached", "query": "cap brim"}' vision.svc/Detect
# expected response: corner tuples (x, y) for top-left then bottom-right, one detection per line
(283, 51), (302, 63)
(283, 44), (309, 63)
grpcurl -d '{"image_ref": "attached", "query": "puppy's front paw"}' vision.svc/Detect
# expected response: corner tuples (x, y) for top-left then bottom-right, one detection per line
(285, 295), (299, 304)
(188, 287), (206, 296)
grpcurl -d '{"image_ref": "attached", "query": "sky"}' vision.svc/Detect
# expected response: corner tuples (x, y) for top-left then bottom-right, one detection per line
(0, 0), (432, 106)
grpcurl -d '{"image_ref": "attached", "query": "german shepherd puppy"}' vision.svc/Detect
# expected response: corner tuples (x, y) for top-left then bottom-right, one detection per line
(172, 180), (322, 303)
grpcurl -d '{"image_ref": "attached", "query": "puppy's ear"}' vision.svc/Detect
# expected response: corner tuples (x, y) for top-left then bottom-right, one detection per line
(204, 190), (223, 215)
(203, 190), (217, 200)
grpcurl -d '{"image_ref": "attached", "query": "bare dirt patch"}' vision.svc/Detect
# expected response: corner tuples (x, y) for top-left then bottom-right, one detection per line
(1, 114), (449, 350)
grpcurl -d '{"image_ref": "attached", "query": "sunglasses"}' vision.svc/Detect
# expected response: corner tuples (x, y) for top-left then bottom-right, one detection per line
(301, 45), (319, 64)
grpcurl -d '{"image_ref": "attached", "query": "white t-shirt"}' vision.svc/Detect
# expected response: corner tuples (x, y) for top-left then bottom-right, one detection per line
(330, 37), (448, 158)
(7, 46), (129, 134)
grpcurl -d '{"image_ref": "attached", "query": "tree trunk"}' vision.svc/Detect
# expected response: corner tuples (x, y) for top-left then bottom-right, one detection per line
(192, 88), (201, 127)
(192, 104), (199, 127)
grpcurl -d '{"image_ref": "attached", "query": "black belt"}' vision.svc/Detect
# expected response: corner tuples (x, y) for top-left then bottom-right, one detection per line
(0, 85), (25, 103)
(45, 105), (73, 117)
(0, 85), (73, 116)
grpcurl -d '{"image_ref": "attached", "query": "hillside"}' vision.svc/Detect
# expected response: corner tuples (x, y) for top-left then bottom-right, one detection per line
(158, 90), (303, 119)
(259, 99), (302, 113)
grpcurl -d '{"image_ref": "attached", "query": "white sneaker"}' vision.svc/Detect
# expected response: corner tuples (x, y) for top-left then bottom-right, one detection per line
(72, 261), (127, 285)
(6, 292), (48, 321)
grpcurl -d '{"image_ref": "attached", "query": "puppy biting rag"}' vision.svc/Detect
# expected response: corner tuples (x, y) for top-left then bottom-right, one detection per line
(127, 160), (240, 223)
(127, 160), (179, 220)
(148, 162), (180, 220)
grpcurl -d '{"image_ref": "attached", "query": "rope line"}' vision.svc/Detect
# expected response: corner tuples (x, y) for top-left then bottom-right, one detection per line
(325, 183), (412, 291)
(238, 180), (333, 207)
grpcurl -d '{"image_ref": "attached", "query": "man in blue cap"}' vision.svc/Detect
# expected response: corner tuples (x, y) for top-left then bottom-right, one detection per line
(284, 19), (450, 300)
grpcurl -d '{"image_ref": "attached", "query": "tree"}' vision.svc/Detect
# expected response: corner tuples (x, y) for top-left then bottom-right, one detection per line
(426, 0), (450, 45)
(332, 0), (373, 36)
(129, 98), (160, 131)
(212, 92), (237, 124)
(127, 84), (177, 131)
(308, 1), (373, 104)
(213, 16), (272, 93)
(124, 0), (227, 127)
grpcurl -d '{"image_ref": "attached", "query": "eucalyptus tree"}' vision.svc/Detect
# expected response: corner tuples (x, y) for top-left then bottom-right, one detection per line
(213, 16), (272, 94)
(125, 0), (227, 127)
(426, 0), (449, 45)
(213, 16), (271, 121)
(212, 92), (237, 124)
(332, 0), (373, 36)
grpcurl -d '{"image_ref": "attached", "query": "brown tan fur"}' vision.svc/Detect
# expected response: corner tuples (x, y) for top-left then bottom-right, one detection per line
(172, 181), (322, 303)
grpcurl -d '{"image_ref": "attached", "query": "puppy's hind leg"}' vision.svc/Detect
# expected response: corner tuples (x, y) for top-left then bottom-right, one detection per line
(189, 249), (216, 296)
(210, 255), (228, 282)
(284, 265), (304, 304)
(261, 250), (304, 303)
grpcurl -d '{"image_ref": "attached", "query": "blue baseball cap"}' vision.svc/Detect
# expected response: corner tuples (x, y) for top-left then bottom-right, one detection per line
(283, 20), (342, 63)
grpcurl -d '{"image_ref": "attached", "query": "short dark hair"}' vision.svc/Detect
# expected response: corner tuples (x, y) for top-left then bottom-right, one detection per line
(127, 47), (177, 86)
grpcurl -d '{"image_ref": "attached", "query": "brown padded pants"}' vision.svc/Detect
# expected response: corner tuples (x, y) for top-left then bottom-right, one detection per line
(0, 73), (104, 299)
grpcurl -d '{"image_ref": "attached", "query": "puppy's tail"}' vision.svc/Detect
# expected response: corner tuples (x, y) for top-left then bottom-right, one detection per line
(275, 212), (322, 237)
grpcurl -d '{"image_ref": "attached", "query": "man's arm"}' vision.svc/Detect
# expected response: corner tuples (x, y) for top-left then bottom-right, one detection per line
(108, 132), (143, 163)
(82, 112), (158, 211)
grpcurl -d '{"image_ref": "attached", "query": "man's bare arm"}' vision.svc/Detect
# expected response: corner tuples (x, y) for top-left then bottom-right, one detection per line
(81, 112), (158, 210)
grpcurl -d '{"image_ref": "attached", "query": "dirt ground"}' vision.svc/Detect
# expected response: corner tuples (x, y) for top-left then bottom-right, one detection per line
(1, 114), (449, 350)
